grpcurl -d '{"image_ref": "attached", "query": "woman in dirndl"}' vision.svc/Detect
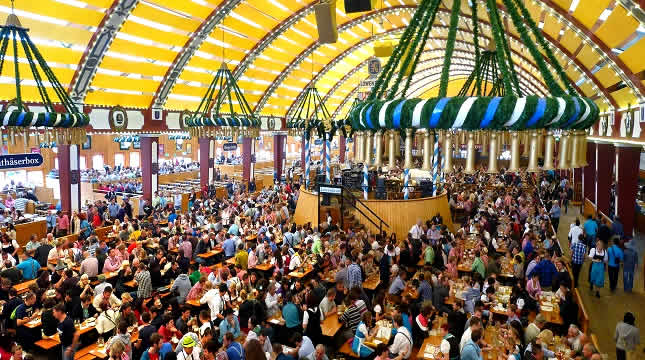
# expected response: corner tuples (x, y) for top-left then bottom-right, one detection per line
(589, 240), (608, 298)
(352, 311), (376, 358)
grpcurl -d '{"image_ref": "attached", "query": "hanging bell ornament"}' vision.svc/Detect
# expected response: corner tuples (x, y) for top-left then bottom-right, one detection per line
(403, 129), (413, 169)
(558, 131), (571, 169)
(543, 131), (555, 170)
(487, 131), (499, 173)
(527, 131), (540, 172)
(509, 131), (520, 172)
(569, 130), (580, 168)
(442, 131), (453, 174)
(579, 131), (589, 167)
(464, 132), (476, 174)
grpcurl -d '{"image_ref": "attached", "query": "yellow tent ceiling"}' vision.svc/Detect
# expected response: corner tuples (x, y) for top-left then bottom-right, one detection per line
(2, 0), (644, 121)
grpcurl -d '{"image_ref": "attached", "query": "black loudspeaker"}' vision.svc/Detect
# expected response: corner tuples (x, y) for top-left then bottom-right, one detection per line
(314, 1), (338, 44)
(344, 0), (372, 13)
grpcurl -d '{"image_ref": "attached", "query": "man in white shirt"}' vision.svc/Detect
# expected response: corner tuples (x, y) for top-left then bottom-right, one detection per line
(389, 315), (412, 359)
(264, 283), (280, 316)
(408, 220), (423, 240)
(568, 218), (583, 245)
(200, 283), (227, 321)
(289, 249), (302, 271)
(459, 316), (482, 352)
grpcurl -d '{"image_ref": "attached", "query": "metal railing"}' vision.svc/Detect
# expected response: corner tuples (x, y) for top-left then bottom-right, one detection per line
(340, 185), (390, 235)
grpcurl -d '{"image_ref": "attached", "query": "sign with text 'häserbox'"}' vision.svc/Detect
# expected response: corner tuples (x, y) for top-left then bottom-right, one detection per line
(0, 153), (43, 170)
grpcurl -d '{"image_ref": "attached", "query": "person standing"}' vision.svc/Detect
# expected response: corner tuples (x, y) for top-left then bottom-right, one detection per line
(615, 312), (639, 360)
(607, 238), (624, 293)
(623, 241), (638, 293)
(570, 235), (587, 288)
(583, 215), (598, 247)
(549, 201), (561, 232)
(54, 303), (79, 360)
(589, 241), (608, 298)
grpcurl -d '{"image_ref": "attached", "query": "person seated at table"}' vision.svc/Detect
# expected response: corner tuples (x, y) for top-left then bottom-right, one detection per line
(318, 288), (336, 320)
(96, 300), (118, 340)
(219, 308), (241, 343)
(15, 252), (39, 281)
(389, 314), (412, 360)
(93, 285), (122, 311)
(526, 274), (542, 301)
(14, 292), (38, 352)
(158, 313), (183, 344)
(351, 311), (376, 358)
(1, 260), (21, 284)
(40, 297), (58, 337)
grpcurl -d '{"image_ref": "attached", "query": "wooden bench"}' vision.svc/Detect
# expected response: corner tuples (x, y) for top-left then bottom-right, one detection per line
(74, 343), (99, 360)
(58, 233), (79, 245)
(338, 341), (360, 359)
(12, 279), (36, 295)
(574, 288), (590, 334)
(94, 226), (113, 242)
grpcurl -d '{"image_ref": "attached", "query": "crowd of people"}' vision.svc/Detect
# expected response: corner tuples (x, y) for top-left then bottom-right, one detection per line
(0, 166), (637, 360)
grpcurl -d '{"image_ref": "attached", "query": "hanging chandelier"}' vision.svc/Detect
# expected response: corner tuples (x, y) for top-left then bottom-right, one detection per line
(287, 85), (332, 138)
(0, 9), (89, 147)
(348, 0), (597, 173)
(186, 62), (260, 139)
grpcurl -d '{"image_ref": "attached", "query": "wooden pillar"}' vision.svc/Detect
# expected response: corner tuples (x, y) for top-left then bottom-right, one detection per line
(273, 134), (285, 181)
(616, 144), (641, 236)
(583, 141), (596, 204)
(595, 142), (614, 216)
(339, 135), (346, 163)
(242, 137), (253, 183)
(57, 144), (81, 215)
(140, 136), (159, 202)
(199, 137), (214, 189)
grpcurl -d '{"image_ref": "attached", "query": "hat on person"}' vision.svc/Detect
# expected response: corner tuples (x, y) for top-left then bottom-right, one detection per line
(97, 274), (106, 283)
(55, 262), (66, 271)
(182, 336), (196, 348)
(535, 314), (546, 324)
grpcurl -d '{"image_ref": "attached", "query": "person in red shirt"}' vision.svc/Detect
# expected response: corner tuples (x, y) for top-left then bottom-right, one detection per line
(157, 315), (182, 343)
(92, 208), (102, 228)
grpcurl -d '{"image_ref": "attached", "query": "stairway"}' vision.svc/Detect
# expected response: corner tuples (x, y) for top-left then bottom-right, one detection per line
(342, 207), (366, 233)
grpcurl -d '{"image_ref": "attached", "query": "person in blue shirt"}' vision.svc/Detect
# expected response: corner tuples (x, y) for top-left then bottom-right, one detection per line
(607, 237), (624, 292)
(223, 331), (245, 360)
(16, 252), (39, 280)
(527, 256), (558, 288)
(612, 216), (624, 239)
(222, 234), (236, 258)
(460, 328), (483, 360)
(282, 292), (301, 333)
(46, 211), (57, 234)
(583, 215), (598, 247)
(168, 210), (177, 224)
(623, 240), (639, 292)
(228, 223), (240, 236)
(219, 308), (241, 343)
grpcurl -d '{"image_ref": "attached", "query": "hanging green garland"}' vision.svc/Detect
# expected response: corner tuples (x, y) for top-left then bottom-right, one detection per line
(501, 0), (564, 96)
(485, 0), (513, 95)
(511, 0), (577, 95)
(438, 0), (462, 98)
(471, 0), (482, 96)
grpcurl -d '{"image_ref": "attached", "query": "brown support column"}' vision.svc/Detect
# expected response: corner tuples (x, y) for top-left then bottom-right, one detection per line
(616, 145), (642, 236)
(339, 135), (346, 163)
(301, 136), (306, 168)
(273, 134), (284, 181)
(199, 137), (214, 189)
(57, 144), (81, 216)
(140, 136), (159, 202)
(242, 137), (252, 183)
(583, 141), (596, 203)
(595, 142), (614, 216)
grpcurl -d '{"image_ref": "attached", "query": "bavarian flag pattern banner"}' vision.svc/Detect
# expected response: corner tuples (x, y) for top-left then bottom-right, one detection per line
(350, 96), (598, 132)
(0, 110), (90, 128)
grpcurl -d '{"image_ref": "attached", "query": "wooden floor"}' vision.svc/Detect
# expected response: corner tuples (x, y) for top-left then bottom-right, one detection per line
(556, 207), (645, 360)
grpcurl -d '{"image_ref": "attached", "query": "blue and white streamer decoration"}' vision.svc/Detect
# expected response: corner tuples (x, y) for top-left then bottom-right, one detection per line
(403, 168), (410, 200)
(325, 136), (331, 183)
(362, 163), (368, 200)
(432, 133), (440, 196)
(305, 137), (311, 189)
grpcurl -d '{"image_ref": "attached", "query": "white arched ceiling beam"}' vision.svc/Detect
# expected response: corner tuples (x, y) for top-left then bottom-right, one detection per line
(150, 0), (243, 109)
(253, 7), (409, 114)
(68, 0), (140, 104)
(260, 5), (615, 115)
(528, 0), (644, 102)
(231, 5), (315, 80)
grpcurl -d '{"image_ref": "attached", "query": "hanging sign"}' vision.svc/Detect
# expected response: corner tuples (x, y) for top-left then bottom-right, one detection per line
(319, 186), (342, 195)
(360, 79), (377, 88)
(367, 58), (381, 76)
(223, 143), (238, 151)
(0, 153), (43, 170)
(314, 139), (324, 145)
